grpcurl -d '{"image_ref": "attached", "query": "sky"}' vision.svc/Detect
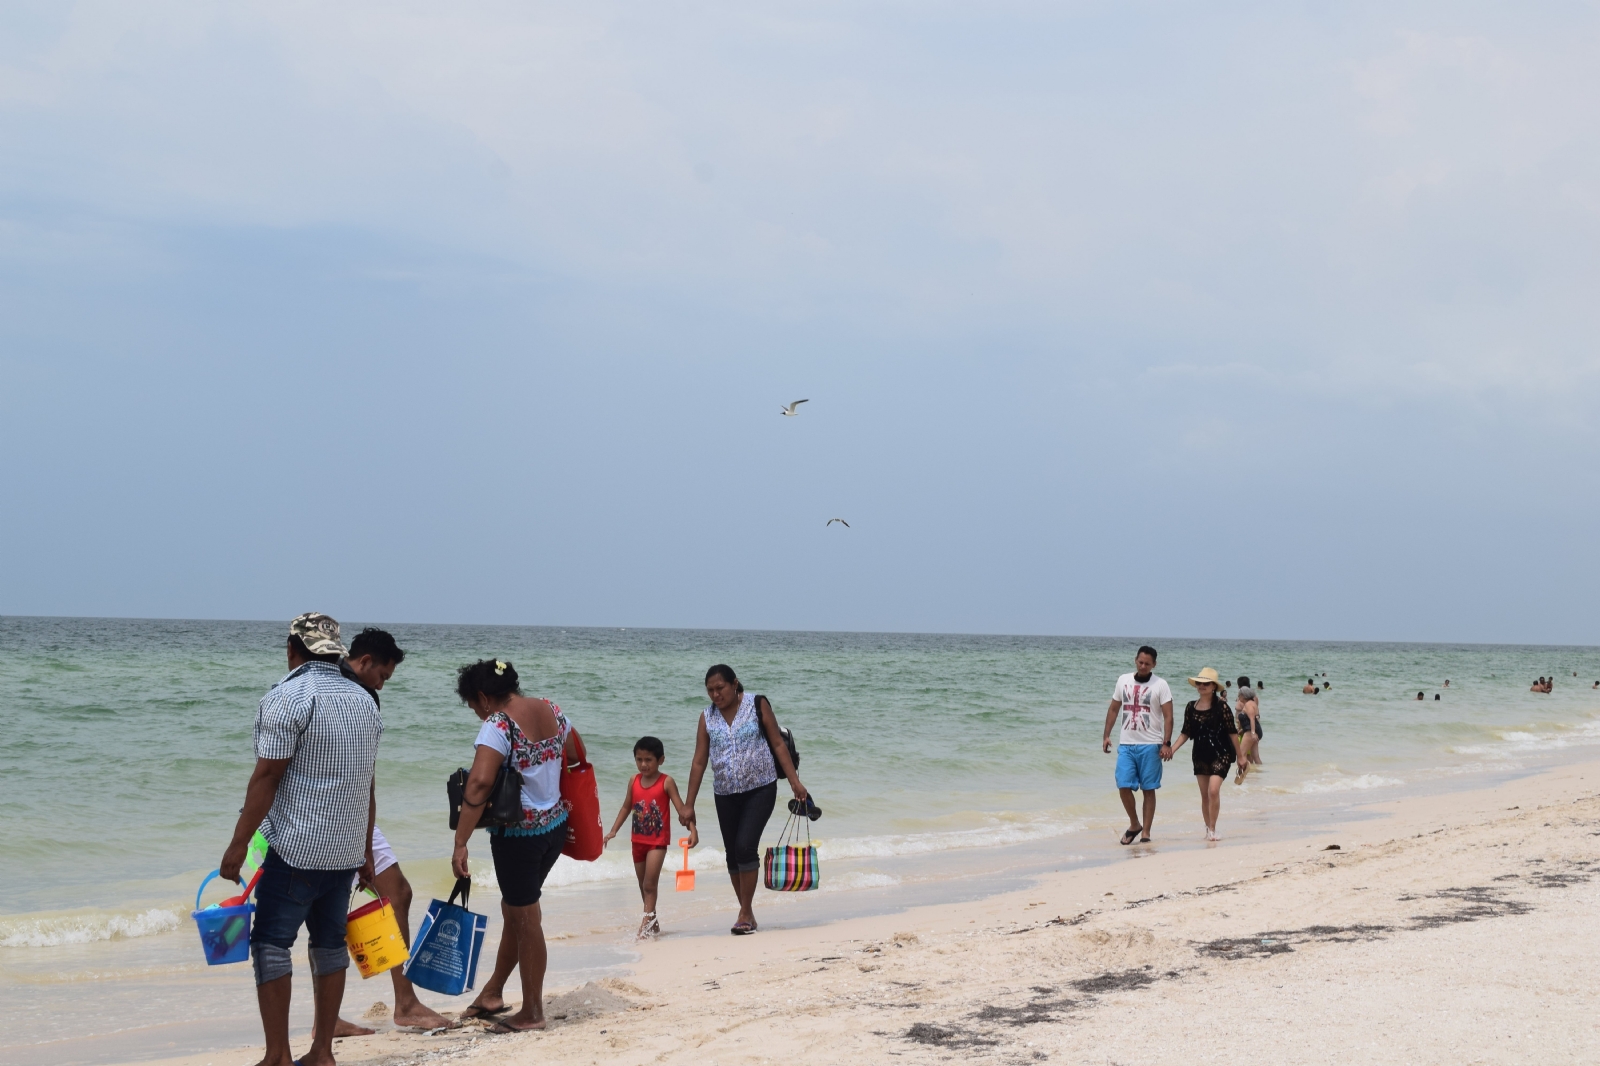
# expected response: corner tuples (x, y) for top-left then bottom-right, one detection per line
(2, 2), (1599, 643)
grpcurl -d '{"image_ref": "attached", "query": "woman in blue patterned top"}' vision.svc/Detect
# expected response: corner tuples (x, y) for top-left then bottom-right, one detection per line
(452, 659), (582, 1032)
(682, 664), (807, 935)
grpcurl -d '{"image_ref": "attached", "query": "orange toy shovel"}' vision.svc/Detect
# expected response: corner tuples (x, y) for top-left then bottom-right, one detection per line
(675, 837), (695, 892)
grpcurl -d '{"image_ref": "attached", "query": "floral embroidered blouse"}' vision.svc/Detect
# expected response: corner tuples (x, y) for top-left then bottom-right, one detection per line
(703, 692), (778, 796)
(473, 705), (572, 833)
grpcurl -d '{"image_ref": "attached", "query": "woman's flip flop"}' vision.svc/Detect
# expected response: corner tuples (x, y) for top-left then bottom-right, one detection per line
(460, 1003), (510, 1020)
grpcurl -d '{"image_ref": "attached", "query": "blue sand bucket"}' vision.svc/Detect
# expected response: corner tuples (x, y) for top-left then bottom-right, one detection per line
(192, 869), (254, 966)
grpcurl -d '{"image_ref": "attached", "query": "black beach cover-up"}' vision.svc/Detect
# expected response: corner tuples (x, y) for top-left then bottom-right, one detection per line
(1182, 700), (1239, 777)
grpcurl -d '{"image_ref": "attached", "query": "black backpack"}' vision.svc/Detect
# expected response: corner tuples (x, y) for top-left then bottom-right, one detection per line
(753, 694), (800, 770)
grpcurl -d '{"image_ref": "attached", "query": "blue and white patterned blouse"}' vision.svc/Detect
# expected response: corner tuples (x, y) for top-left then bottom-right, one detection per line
(704, 692), (778, 796)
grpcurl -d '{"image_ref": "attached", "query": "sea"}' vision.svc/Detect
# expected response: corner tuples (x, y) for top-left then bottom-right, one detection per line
(4, 616), (1599, 1065)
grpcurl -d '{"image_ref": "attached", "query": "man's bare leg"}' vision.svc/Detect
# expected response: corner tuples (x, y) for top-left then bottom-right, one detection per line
(1117, 787), (1142, 840)
(254, 974), (295, 1066)
(301, 968), (347, 1066)
(377, 867), (452, 1028)
(1139, 789), (1156, 840)
(325, 866), (451, 1033)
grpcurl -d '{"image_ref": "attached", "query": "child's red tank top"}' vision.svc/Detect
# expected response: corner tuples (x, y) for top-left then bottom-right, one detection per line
(630, 774), (670, 846)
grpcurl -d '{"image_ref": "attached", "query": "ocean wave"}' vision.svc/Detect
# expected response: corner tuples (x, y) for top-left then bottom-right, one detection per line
(1295, 773), (1404, 794)
(0, 908), (182, 948)
(815, 819), (1075, 860)
(464, 817), (1072, 894)
(823, 872), (900, 891)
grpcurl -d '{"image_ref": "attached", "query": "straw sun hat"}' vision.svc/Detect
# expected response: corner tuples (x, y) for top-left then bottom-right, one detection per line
(1187, 667), (1226, 689)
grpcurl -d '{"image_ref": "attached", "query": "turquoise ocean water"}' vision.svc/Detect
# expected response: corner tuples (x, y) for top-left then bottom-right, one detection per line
(4, 616), (1600, 1063)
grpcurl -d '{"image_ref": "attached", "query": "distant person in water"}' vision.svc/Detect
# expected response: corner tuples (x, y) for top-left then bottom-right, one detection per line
(1233, 676), (1263, 784)
(1303, 679), (1318, 694)
(1444, 679), (1450, 688)
(325, 629), (452, 1036)
(1434, 693), (1441, 700)
(1416, 691), (1425, 700)
(1102, 646), (1173, 845)
(1170, 668), (1241, 842)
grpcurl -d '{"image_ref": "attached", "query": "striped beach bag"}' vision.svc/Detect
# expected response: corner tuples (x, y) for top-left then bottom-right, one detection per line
(762, 808), (819, 892)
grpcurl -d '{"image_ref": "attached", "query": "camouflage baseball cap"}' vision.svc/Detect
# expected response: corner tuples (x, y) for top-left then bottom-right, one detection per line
(289, 612), (346, 656)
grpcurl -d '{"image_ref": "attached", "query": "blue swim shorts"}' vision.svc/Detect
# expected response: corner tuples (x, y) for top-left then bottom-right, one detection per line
(1116, 744), (1163, 791)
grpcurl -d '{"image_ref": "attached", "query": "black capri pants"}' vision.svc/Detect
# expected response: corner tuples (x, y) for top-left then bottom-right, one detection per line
(713, 781), (777, 875)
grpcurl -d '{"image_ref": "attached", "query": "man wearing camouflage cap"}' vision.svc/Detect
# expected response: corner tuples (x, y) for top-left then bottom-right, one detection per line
(220, 613), (382, 1066)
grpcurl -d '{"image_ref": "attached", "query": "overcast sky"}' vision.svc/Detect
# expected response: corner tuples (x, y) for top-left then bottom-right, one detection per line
(3, 2), (1599, 643)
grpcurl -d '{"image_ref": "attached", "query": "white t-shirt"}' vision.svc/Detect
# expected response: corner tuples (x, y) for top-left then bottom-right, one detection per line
(1112, 672), (1172, 746)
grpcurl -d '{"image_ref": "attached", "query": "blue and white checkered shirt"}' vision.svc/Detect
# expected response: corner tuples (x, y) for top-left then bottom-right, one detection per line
(255, 662), (382, 870)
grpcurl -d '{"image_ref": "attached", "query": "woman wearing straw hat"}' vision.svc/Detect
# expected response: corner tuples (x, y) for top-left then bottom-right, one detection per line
(1169, 667), (1243, 841)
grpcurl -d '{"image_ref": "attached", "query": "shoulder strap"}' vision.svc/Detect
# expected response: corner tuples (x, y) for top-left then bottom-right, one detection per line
(490, 712), (518, 767)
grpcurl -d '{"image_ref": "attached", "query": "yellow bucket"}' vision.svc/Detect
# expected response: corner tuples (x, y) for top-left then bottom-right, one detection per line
(346, 890), (406, 979)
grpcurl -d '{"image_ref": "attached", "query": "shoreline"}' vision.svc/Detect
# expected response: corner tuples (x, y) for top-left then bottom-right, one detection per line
(45, 755), (1600, 1066)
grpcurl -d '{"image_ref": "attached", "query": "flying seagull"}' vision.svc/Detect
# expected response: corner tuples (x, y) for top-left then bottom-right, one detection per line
(827, 518), (850, 528)
(781, 399), (809, 416)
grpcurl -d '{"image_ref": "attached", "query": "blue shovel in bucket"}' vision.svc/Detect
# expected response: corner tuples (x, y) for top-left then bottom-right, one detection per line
(192, 869), (256, 965)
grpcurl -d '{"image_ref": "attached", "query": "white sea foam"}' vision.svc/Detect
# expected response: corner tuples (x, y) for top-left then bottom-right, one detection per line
(0, 908), (182, 948)
(823, 872), (900, 891)
(814, 819), (1075, 861)
(463, 817), (1070, 895)
(1296, 773), (1404, 794)
(1453, 721), (1600, 756)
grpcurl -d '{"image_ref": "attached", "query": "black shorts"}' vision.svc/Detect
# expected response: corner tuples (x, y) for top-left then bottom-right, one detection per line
(489, 823), (565, 907)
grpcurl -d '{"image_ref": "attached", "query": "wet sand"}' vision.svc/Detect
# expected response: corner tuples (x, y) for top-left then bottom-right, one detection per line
(108, 758), (1600, 1065)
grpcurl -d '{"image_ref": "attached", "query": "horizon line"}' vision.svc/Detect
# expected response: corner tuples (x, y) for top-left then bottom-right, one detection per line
(3, 613), (1598, 652)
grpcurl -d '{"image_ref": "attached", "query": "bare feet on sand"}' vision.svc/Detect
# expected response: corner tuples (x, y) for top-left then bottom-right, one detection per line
(392, 1002), (455, 1030)
(486, 1012), (546, 1033)
(329, 1018), (376, 1038)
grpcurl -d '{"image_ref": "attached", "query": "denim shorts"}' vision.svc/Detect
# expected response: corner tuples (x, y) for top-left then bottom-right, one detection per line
(1116, 743), (1163, 791)
(250, 847), (356, 952)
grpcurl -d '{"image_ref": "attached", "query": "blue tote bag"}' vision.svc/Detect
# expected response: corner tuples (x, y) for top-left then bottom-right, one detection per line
(403, 877), (487, 996)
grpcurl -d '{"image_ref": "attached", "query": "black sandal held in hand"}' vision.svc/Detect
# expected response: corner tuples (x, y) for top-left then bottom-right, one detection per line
(787, 795), (822, 820)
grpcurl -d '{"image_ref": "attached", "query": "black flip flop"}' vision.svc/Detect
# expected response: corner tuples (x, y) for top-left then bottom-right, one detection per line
(485, 1021), (539, 1035)
(788, 796), (822, 820)
(1120, 827), (1141, 846)
(460, 1003), (510, 1020)
(731, 921), (755, 935)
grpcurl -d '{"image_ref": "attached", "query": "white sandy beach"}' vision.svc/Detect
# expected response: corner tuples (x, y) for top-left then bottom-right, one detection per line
(121, 758), (1600, 1066)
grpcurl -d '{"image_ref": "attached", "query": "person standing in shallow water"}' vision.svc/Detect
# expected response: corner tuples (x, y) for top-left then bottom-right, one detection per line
(682, 665), (807, 935)
(1170, 667), (1241, 842)
(1102, 646), (1173, 845)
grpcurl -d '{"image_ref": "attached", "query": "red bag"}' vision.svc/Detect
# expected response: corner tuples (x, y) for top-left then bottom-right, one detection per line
(560, 730), (603, 861)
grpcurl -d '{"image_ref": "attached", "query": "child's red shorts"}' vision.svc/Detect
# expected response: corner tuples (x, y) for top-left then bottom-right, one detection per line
(632, 841), (667, 863)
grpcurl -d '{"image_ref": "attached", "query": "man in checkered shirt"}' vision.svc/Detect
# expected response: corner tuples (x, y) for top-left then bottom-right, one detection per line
(220, 613), (382, 1066)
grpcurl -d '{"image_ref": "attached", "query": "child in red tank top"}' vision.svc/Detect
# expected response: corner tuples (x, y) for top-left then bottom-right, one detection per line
(603, 736), (695, 939)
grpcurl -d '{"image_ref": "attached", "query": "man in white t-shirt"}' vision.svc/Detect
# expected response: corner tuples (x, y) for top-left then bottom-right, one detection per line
(1101, 645), (1174, 844)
